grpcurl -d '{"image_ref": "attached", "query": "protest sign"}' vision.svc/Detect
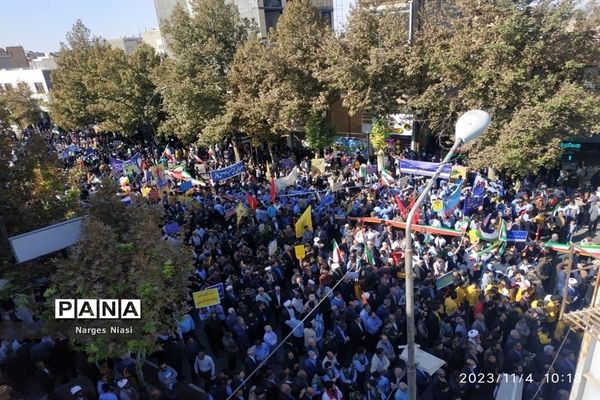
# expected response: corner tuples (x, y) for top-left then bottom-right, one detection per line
(294, 244), (306, 261)
(435, 272), (454, 290)
(209, 161), (245, 182)
(192, 288), (220, 309)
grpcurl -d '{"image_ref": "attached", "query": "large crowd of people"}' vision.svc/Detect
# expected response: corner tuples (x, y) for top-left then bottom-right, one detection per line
(2, 128), (599, 400)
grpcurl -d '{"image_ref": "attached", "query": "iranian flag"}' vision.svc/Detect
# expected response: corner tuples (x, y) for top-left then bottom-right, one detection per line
(162, 146), (174, 162)
(332, 239), (343, 264)
(379, 167), (395, 185)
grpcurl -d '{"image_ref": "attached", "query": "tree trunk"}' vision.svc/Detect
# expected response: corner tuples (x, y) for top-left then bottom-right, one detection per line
(232, 138), (242, 162)
(135, 350), (147, 391)
(267, 142), (275, 165)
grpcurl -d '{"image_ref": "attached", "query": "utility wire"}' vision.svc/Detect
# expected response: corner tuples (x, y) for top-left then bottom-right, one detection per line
(225, 264), (358, 400)
(528, 327), (572, 400)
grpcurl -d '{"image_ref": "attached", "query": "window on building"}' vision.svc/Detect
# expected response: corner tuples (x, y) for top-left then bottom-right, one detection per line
(34, 82), (46, 94)
(4, 83), (13, 91)
(265, 11), (282, 32)
(263, 0), (282, 9)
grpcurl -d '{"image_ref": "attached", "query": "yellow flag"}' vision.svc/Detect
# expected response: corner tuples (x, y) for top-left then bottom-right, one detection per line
(311, 158), (325, 174)
(294, 245), (306, 261)
(236, 202), (247, 226)
(295, 205), (313, 238)
(141, 186), (152, 198)
(468, 229), (480, 244)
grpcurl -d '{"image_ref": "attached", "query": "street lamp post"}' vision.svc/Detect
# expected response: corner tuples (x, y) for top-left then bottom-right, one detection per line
(403, 110), (491, 399)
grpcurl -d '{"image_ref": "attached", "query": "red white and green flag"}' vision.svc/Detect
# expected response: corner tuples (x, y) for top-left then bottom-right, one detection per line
(379, 167), (395, 185)
(332, 239), (343, 264)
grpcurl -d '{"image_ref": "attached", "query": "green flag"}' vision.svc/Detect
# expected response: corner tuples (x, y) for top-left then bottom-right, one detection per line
(364, 243), (374, 265)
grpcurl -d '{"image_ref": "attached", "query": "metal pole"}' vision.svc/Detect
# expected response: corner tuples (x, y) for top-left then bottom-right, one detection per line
(408, 0), (420, 45)
(403, 138), (461, 399)
(559, 244), (574, 320)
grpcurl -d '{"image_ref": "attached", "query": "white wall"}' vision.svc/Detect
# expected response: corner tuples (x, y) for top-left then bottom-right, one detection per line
(30, 54), (58, 70)
(0, 68), (51, 104)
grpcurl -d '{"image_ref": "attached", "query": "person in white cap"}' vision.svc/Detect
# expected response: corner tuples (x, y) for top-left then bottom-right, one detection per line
(70, 385), (89, 400)
(117, 378), (139, 400)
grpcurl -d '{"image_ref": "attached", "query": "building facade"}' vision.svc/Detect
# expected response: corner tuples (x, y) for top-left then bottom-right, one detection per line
(154, 0), (333, 44)
(30, 53), (58, 70)
(0, 46), (29, 70)
(141, 29), (167, 54)
(106, 37), (144, 55)
(0, 68), (52, 106)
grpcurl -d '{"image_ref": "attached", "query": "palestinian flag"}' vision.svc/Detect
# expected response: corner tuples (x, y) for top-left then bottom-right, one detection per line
(332, 239), (343, 264)
(364, 243), (375, 265)
(477, 213), (499, 241)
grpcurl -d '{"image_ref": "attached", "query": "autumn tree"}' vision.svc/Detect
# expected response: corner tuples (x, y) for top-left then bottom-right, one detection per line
(49, 20), (162, 136)
(322, 5), (411, 117)
(155, 0), (254, 143)
(44, 179), (192, 384)
(48, 20), (101, 130)
(0, 133), (76, 258)
(0, 82), (42, 129)
(411, 0), (600, 174)
(226, 0), (334, 155)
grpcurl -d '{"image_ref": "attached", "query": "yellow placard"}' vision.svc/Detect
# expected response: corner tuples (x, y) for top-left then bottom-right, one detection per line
(450, 166), (469, 182)
(294, 244), (306, 261)
(431, 199), (444, 212)
(192, 288), (220, 309)
(311, 158), (325, 174)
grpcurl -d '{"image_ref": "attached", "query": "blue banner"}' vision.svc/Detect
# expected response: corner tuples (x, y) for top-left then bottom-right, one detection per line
(442, 180), (463, 216)
(179, 181), (193, 192)
(110, 153), (142, 176)
(463, 183), (485, 215)
(207, 283), (225, 299)
(399, 159), (451, 179)
(507, 230), (528, 242)
(210, 161), (245, 182)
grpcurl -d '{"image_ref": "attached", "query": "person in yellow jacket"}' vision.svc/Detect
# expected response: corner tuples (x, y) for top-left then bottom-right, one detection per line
(537, 328), (551, 346)
(455, 283), (467, 306)
(466, 283), (479, 308)
(546, 297), (559, 324)
(444, 293), (459, 315)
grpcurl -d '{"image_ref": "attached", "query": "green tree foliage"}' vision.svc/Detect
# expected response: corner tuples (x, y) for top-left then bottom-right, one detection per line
(155, 0), (254, 143)
(49, 20), (161, 135)
(48, 20), (101, 130)
(322, 6), (411, 116)
(44, 179), (192, 361)
(226, 0), (334, 143)
(411, 0), (600, 174)
(370, 117), (391, 152)
(0, 133), (76, 257)
(0, 83), (41, 129)
(304, 112), (335, 155)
